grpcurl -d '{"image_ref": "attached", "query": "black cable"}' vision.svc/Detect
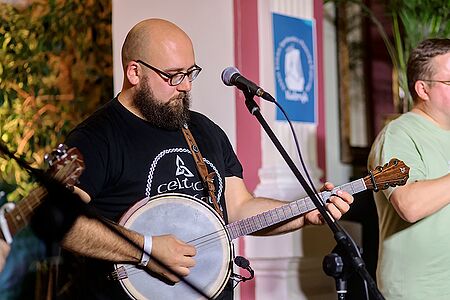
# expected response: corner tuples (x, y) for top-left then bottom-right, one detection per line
(273, 100), (324, 206)
(270, 99), (369, 300)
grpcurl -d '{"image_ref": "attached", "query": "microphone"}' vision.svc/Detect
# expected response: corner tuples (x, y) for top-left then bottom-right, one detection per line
(234, 256), (254, 281)
(234, 256), (250, 269)
(221, 67), (275, 102)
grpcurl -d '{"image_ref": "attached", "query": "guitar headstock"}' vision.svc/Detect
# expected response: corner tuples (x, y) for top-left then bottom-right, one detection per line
(364, 158), (409, 192)
(44, 144), (84, 187)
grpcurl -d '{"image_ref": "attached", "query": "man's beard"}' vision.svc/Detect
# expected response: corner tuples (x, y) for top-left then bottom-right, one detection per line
(133, 79), (191, 130)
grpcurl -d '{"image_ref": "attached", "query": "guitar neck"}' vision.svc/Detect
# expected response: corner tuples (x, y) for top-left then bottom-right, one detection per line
(2, 186), (48, 240)
(225, 178), (367, 240)
(0, 146), (84, 243)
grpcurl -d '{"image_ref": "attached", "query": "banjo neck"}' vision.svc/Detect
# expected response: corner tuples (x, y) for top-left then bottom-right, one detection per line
(225, 178), (367, 240)
(225, 156), (411, 240)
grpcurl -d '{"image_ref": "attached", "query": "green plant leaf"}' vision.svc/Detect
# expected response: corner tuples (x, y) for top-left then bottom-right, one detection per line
(0, 0), (112, 201)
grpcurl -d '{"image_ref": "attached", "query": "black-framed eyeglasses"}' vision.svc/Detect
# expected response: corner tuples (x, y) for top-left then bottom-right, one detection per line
(136, 59), (202, 86)
(419, 79), (450, 86)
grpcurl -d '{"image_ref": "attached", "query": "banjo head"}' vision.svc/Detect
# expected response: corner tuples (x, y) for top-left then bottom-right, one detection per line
(116, 193), (233, 300)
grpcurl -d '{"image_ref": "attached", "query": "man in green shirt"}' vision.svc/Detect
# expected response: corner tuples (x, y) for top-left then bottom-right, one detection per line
(369, 38), (450, 299)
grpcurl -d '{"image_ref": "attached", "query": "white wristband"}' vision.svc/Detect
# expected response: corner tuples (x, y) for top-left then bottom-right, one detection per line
(0, 203), (15, 244)
(139, 235), (152, 266)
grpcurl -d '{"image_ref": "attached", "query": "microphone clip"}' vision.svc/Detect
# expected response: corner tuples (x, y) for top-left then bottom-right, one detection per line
(231, 256), (254, 283)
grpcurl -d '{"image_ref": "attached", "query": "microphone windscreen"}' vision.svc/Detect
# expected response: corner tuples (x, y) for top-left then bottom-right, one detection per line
(234, 256), (250, 269)
(221, 67), (240, 86)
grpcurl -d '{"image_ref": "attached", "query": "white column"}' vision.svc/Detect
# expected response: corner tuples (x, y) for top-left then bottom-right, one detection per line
(245, 1), (358, 299)
(254, 0), (321, 206)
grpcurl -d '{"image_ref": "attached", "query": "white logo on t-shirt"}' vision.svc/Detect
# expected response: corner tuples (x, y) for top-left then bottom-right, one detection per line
(175, 155), (194, 177)
(145, 148), (224, 212)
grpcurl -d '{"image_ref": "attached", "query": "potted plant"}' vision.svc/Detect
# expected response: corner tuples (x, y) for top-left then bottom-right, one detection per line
(0, 0), (113, 202)
(0, 2), (113, 298)
(327, 0), (450, 113)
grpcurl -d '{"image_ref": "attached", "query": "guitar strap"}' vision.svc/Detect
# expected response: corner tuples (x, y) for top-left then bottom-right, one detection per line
(181, 124), (224, 219)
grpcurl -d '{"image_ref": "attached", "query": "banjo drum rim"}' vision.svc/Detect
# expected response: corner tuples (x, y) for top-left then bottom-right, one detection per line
(116, 193), (234, 300)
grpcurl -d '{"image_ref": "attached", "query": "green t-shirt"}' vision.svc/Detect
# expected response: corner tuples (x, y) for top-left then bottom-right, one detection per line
(368, 112), (450, 300)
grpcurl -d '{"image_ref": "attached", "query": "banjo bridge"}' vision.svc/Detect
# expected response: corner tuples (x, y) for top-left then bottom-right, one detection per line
(108, 266), (128, 281)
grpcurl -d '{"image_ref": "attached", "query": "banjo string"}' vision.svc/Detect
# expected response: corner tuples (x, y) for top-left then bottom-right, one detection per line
(119, 229), (232, 275)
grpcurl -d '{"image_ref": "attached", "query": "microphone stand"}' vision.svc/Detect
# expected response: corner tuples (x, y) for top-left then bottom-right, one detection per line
(242, 91), (384, 300)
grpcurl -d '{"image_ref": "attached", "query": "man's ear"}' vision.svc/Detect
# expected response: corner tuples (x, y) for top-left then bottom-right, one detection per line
(415, 80), (430, 101)
(125, 61), (140, 86)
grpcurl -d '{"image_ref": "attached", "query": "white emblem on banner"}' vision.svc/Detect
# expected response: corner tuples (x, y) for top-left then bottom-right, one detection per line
(275, 37), (314, 104)
(284, 46), (305, 92)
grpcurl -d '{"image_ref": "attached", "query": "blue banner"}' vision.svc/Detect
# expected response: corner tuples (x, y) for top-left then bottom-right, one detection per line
(272, 13), (316, 124)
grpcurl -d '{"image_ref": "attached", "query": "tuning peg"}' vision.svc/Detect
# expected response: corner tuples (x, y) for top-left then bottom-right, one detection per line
(45, 144), (69, 166)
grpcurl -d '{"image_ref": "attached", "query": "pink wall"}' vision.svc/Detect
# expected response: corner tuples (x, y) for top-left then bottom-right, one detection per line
(234, 1), (259, 298)
(234, 0), (262, 193)
(234, 1), (326, 299)
(314, 0), (327, 179)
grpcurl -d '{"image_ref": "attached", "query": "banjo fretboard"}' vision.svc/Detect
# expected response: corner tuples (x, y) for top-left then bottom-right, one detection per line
(225, 178), (367, 240)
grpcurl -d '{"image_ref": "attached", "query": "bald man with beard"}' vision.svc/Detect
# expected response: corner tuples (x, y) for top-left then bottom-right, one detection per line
(58, 19), (353, 299)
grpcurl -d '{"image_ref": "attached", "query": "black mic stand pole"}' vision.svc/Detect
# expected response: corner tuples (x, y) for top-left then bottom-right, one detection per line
(242, 91), (384, 300)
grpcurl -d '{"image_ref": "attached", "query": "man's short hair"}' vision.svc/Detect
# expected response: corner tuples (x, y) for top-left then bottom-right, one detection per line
(407, 38), (450, 101)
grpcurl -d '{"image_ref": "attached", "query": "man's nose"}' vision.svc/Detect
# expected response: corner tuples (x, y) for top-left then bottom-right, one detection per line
(176, 76), (192, 92)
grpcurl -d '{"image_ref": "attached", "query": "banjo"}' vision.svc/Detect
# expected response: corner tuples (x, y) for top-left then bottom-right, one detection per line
(110, 158), (409, 300)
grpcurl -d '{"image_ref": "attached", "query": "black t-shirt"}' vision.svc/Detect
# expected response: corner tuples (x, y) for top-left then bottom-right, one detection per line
(60, 97), (243, 299)
(66, 97), (242, 221)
